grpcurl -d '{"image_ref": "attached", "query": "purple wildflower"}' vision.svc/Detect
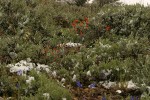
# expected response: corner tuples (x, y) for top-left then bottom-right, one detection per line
(102, 96), (106, 100)
(136, 96), (139, 100)
(89, 83), (96, 88)
(17, 70), (22, 75)
(130, 96), (134, 100)
(76, 81), (82, 88)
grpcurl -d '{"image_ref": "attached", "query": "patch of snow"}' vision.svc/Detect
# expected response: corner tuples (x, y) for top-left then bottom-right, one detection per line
(117, 0), (150, 7)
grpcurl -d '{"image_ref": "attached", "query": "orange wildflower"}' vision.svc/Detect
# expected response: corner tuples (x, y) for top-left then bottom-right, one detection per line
(106, 26), (111, 31)
(84, 17), (88, 22)
(72, 23), (76, 27)
(80, 22), (83, 27)
(74, 19), (79, 23)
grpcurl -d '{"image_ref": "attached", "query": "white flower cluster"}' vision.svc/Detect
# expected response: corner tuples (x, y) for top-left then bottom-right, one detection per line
(100, 81), (117, 89)
(26, 76), (35, 84)
(126, 80), (139, 89)
(100, 80), (139, 89)
(86, 70), (91, 76)
(99, 42), (111, 49)
(6, 58), (51, 75)
(36, 63), (50, 73)
(43, 93), (50, 100)
(126, 40), (138, 48)
(7, 60), (34, 74)
(57, 42), (82, 48)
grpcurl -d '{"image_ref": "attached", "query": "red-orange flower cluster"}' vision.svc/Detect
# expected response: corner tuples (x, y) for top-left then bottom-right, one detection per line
(72, 17), (89, 36)
(106, 26), (111, 31)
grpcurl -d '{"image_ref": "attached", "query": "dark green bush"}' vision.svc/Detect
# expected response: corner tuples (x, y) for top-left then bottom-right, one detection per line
(75, 0), (87, 6)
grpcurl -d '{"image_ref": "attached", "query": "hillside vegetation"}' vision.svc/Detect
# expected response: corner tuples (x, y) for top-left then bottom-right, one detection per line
(0, 0), (150, 99)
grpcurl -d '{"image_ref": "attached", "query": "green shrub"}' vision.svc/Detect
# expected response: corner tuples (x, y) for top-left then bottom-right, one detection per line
(86, 5), (150, 41)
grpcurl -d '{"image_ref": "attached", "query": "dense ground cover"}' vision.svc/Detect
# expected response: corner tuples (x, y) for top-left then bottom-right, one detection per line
(0, 0), (150, 99)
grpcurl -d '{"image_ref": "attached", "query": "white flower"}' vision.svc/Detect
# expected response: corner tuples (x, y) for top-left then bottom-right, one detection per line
(65, 42), (82, 48)
(147, 86), (150, 94)
(72, 74), (77, 82)
(26, 58), (31, 62)
(36, 65), (41, 71)
(61, 78), (66, 83)
(26, 80), (31, 84)
(36, 71), (40, 74)
(26, 76), (35, 84)
(99, 42), (111, 49)
(52, 71), (57, 78)
(86, 70), (91, 76)
(116, 90), (122, 94)
(86, 0), (95, 4)
(75, 62), (79, 68)
(19, 60), (27, 65)
(102, 81), (116, 89)
(28, 76), (35, 81)
(127, 80), (138, 89)
(45, 68), (50, 73)
(6, 64), (14, 68)
(43, 93), (50, 100)
(62, 98), (67, 100)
